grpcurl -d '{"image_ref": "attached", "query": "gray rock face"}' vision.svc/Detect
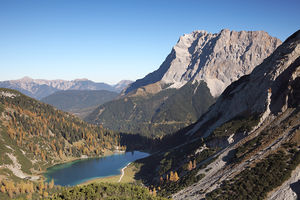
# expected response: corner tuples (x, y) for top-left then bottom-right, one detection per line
(173, 30), (300, 200)
(0, 77), (132, 99)
(125, 29), (281, 97)
(113, 80), (133, 92)
(187, 30), (300, 138)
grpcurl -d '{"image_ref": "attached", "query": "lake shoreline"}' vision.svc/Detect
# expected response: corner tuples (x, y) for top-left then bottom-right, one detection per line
(118, 162), (131, 182)
(78, 162), (133, 186)
(77, 161), (137, 186)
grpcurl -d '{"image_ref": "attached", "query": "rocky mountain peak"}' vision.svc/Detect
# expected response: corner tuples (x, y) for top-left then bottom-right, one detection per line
(19, 76), (33, 82)
(187, 29), (300, 138)
(114, 80), (133, 92)
(74, 78), (89, 82)
(175, 30), (207, 50)
(125, 29), (282, 97)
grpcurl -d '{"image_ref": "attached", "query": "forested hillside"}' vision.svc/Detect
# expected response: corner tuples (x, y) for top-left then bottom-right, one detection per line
(49, 182), (167, 200)
(87, 81), (215, 137)
(0, 88), (124, 198)
(0, 88), (162, 199)
(41, 90), (118, 118)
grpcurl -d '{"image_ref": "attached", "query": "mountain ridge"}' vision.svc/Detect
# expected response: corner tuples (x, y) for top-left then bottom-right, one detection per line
(88, 29), (282, 137)
(124, 29), (281, 97)
(0, 77), (132, 99)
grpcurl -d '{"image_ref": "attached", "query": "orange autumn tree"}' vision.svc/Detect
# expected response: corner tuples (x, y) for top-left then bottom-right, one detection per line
(187, 161), (193, 171)
(169, 171), (179, 182)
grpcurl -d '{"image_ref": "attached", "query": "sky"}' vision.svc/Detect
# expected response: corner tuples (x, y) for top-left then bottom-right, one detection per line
(0, 0), (299, 84)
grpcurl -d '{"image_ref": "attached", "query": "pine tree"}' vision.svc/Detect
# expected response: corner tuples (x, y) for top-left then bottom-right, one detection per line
(38, 181), (44, 193)
(28, 182), (34, 193)
(19, 181), (26, 194)
(188, 160), (193, 171)
(160, 176), (164, 183)
(59, 149), (63, 158)
(8, 189), (13, 198)
(26, 193), (32, 199)
(193, 159), (197, 169)
(169, 171), (174, 181)
(43, 191), (48, 198)
(41, 151), (46, 161)
(49, 179), (54, 189)
(5, 180), (15, 195)
(173, 171), (179, 182)
(152, 188), (157, 196)
(0, 185), (5, 193)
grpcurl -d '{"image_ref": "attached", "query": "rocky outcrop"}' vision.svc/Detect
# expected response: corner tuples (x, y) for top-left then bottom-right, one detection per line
(113, 80), (133, 92)
(125, 29), (281, 97)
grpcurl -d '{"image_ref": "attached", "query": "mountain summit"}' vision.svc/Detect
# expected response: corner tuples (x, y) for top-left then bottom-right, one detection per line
(88, 29), (282, 137)
(124, 29), (281, 97)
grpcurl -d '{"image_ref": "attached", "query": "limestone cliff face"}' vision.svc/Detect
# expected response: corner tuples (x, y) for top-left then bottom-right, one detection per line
(186, 30), (300, 138)
(124, 29), (281, 97)
(172, 30), (300, 200)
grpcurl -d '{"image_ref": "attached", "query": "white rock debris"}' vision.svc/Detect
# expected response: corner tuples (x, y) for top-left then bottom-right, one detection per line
(0, 91), (18, 98)
(4, 153), (39, 180)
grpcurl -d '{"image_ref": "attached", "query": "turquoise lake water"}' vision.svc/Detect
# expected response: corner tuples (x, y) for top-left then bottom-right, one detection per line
(44, 151), (149, 186)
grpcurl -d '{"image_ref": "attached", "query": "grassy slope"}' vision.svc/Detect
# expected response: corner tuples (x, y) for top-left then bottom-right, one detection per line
(79, 163), (139, 185)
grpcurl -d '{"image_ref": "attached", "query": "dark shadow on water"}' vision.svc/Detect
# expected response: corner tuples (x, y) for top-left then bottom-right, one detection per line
(291, 180), (300, 200)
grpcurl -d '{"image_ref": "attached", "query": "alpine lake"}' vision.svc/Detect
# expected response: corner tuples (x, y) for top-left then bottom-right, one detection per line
(44, 151), (149, 186)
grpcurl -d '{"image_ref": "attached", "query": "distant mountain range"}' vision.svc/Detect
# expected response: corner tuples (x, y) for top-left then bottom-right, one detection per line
(86, 29), (281, 137)
(0, 77), (132, 99)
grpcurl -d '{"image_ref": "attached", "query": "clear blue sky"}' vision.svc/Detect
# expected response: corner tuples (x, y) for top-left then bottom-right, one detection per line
(0, 0), (299, 84)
